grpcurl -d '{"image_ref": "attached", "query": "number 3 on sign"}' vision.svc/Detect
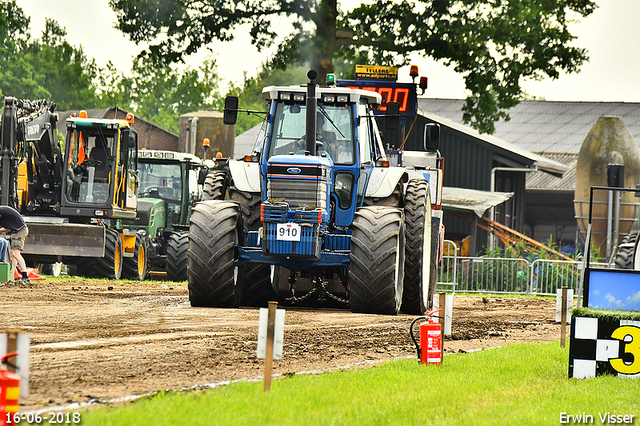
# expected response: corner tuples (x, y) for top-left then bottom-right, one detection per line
(276, 223), (301, 242)
(610, 325), (640, 375)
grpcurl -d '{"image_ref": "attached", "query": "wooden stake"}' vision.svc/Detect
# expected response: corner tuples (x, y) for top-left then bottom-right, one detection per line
(439, 292), (446, 363)
(264, 301), (277, 391)
(6, 329), (19, 373)
(560, 287), (568, 348)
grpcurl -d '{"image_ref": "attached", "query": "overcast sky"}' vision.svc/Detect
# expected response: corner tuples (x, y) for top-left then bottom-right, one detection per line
(16, 0), (640, 102)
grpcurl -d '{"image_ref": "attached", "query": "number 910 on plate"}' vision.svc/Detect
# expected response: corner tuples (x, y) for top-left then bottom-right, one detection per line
(276, 223), (301, 242)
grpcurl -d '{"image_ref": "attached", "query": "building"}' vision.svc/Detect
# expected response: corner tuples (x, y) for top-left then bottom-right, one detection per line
(419, 99), (640, 249)
(56, 106), (178, 151)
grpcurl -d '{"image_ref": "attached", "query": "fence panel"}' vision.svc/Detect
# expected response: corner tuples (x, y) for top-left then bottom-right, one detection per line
(438, 256), (530, 294)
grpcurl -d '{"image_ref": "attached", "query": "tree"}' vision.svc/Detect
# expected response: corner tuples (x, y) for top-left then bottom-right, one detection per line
(0, 0), (49, 100)
(110, 0), (596, 134)
(23, 19), (100, 110)
(98, 55), (224, 134)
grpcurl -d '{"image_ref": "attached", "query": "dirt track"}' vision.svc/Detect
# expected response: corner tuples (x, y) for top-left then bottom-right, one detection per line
(1, 278), (561, 410)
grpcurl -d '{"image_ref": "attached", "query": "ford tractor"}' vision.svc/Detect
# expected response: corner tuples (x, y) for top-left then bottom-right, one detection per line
(187, 70), (441, 315)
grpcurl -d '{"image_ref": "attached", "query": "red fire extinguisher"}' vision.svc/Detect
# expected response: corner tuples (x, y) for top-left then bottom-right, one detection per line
(0, 352), (20, 426)
(410, 309), (443, 365)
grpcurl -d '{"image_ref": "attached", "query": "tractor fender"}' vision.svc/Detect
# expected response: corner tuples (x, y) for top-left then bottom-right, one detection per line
(364, 167), (407, 198)
(228, 159), (261, 192)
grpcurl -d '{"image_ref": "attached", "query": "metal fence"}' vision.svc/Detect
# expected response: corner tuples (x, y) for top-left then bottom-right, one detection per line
(436, 241), (608, 296)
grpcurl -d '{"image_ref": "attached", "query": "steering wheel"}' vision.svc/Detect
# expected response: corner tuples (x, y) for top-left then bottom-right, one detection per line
(84, 158), (103, 167)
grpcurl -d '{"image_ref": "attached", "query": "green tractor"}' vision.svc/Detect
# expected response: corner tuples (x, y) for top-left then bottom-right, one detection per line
(120, 149), (210, 281)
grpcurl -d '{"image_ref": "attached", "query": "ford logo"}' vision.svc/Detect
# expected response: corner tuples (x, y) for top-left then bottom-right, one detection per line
(287, 167), (301, 174)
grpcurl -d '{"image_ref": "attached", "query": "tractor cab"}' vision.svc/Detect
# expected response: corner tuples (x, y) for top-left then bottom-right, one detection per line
(259, 84), (385, 228)
(61, 115), (138, 220)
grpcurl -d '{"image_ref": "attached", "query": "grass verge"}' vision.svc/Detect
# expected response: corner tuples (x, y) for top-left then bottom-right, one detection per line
(81, 342), (639, 426)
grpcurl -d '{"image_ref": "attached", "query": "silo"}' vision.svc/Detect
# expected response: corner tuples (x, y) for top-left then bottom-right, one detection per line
(574, 116), (640, 256)
(178, 111), (235, 160)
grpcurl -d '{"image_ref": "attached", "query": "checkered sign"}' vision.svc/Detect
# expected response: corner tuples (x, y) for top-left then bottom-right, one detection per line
(569, 316), (640, 379)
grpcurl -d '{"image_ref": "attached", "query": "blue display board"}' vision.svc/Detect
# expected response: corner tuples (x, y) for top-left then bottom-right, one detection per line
(585, 268), (640, 311)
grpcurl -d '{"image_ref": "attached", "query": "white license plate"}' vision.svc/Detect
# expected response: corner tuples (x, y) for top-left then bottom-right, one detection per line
(276, 223), (301, 242)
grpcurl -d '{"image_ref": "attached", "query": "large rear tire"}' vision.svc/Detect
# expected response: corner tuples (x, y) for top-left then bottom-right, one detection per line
(122, 233), (149, 280)
(188, 201), (241, 307)
(402, 179), (432, 314)
(349, 207), (405, 315)
(166, 231), (189, 282)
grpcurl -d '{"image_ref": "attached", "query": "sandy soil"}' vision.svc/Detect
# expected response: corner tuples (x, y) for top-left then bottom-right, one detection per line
(0, 278), (562, 410)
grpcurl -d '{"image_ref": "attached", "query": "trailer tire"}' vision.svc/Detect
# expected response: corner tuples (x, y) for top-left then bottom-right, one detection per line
(202, 171), (228, 201)
(122, 233), (150, 280)
(402, 179), (432, 314)
(349, 207), (405, 314)
(615, 231), (639, 269)
(188, 201), (241, 307)
(166, 231), (189, 282)
(93, 229), (123, 279)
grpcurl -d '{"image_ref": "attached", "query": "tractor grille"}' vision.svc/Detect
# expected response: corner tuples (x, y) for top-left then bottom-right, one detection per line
(267, 179), (327, 210)
(266, 162), (329, 210)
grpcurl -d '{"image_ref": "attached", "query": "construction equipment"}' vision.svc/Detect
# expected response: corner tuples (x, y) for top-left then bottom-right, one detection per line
(0, 97), (140, 279)
(187, 69), (443, 315)
(118, 149), (209, 281)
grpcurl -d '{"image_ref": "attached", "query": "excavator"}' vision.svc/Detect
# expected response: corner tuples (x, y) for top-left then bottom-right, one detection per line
(0, 96), (141, 279)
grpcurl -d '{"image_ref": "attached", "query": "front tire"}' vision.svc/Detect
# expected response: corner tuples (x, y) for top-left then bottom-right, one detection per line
(93, 229), (123, 279)
(202, 171), (228, 201)
(122, 233), (150, 280)
(166, 231), (189, 282)
(402, 179), (432, 315)
(188, 201), (241, 307)
(349, 207), (405, 314)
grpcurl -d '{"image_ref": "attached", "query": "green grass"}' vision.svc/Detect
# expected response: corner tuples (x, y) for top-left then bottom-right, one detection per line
(81, 342), (639, 426)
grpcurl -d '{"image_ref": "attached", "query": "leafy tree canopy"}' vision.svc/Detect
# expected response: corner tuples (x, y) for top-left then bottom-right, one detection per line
(110, 0), (596, 134)
(98, 55), (224, 134)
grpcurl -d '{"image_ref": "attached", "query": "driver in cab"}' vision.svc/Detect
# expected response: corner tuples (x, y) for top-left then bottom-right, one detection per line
(296, 113), (337, 160)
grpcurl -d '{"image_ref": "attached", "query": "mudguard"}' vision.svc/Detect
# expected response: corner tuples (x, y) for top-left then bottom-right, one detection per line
(228, 159), (261, 192)
(364, 166), (407, 198)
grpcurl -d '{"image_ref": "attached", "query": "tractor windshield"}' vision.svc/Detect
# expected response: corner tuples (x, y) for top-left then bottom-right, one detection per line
(138, 162), (183, 202)
(64, 127), (115, 204)
(267, 103), (355, 165)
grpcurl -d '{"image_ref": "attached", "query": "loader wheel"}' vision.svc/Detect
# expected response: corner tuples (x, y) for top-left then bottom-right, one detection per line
(202, 171), (228, 201)
(349, 207), (405, 314)
(188, 201), (241, 307)
(122, 233), (150, 280)
(93, 229), (123, 279)
(402, 179), (432, 315)
(166, 231), (189, 282)
(615, 231), (639, 269)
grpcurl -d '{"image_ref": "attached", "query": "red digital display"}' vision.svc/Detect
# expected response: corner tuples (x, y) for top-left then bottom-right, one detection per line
(343, 83), (416, 115)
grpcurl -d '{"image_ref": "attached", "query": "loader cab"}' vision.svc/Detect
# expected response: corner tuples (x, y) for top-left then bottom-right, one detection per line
(61, 117), (138, 220)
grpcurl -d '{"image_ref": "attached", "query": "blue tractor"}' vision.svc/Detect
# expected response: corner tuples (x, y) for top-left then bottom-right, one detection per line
(187, 71), (441, 314)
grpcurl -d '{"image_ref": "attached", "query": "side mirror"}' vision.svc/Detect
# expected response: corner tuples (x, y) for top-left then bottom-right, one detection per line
(198, 167), (209, 185)
(128, 133), (136, 149)
(223, 96), (239, 125)
(424, 123), (440, 151)
(386, 102), (400, 130)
